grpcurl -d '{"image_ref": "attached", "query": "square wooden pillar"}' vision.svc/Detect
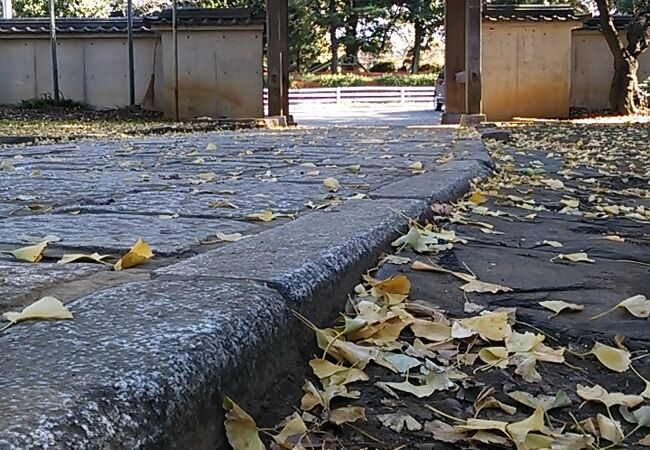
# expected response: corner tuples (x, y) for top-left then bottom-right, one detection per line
(267, 0), (290, 120)
(442, 0), (483, 124)
(442, 0), (466, 124)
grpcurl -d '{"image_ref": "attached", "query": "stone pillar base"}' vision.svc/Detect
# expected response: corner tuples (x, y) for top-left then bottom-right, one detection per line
(460, 114), (486, 127)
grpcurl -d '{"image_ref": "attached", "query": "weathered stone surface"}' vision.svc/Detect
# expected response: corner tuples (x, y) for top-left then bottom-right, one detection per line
(372, 160), (489, 202)
(0, 213), (255, 255)
(157, 198), (426, 303)
(0, 262), (102, 313)
(0, 279), (290, 450)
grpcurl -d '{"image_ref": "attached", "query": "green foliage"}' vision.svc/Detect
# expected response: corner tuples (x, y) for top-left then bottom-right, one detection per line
(317, 74), (369, 87)
(376, 73), (438, 86)
(292, 72), (440, 88)
(13, 0), (111, 17)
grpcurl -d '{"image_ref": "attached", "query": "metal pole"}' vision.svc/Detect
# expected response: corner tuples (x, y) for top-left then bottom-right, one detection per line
(127, 0), (135, 105)
(48, 0), (59, 103)
(172, 0), (179, 120)
(2, 0), (13, 19)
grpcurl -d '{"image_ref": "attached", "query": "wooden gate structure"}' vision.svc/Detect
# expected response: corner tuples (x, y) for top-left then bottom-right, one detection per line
(265, 0), (483, 124)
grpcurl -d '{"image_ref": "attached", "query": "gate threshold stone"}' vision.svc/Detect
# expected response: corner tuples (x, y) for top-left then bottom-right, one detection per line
(0, 141), (492, 450)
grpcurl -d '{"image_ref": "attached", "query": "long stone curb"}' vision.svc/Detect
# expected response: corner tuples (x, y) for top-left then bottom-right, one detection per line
(0, 138), (493, 450)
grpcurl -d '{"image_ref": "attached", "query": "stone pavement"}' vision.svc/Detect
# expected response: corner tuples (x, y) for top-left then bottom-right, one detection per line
(0, 124), (490, 449)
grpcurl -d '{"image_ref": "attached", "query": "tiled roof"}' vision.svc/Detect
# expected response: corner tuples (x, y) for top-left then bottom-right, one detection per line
(144, 8), (265, 26)
(0, 17), (151, 34)
(0, 8), (264, 35)
(582, 15), (635, 30)
(484, 4), (583, 22)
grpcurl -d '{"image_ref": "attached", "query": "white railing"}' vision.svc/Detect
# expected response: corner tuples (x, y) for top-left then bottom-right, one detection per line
(263, 86), (436, 106)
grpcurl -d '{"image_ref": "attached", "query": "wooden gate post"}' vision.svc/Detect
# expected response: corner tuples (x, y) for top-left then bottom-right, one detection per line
(266, 0), (290, 120)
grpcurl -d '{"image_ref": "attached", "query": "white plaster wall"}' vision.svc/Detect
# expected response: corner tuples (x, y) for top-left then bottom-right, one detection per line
(571, 29), (650, 111)
(159, 26), (263, 119)
(0, 34), (160, 109)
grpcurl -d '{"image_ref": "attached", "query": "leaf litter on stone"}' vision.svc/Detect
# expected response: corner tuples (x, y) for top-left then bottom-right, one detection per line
(1, 296), (73, 332)
(539, 300), (585, 318)
(591, 294), (650, 320)
(113, 238), (153, 271)
(7, 241), (48, 263)
(223, 397), (265, 450)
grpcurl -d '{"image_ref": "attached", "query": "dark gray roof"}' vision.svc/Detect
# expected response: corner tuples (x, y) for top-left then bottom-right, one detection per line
(582, 15), (635, 30)
(484, 4), (583, 22)
(144, 8), (265, 26)
(0, 8), (263, 35)
(0, 17), (151, 34)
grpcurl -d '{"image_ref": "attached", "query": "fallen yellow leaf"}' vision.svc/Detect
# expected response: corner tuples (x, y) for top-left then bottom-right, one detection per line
(591, 294), (650, 320)
(329, 406), (366, 425)
(468, 192), (488, 205)
(2, 296), (73, 331)
(8, 241), (48, 263)
(323, 177), (341, 192)
(366, 275), (411, 305)
(460, 280), (513, 294)
(113, 238), (154, 271)
(57, 253), (111, 265)
(539, 300), (585, 318)
(223, 397), (265, 450)
(589, 341), (631, 373)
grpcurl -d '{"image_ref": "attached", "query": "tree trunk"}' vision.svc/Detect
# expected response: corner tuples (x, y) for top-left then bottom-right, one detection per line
(343, 8), (359, 68)
(411, 20), (423, 74)
(329, 0), (339, 74)
(610, 53), (640, 114)
(595, 0), (643, 114)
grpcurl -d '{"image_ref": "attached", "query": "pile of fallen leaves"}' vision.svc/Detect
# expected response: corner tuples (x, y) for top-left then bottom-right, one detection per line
(222, 123), (650, 450)
(224, 256), (650, 449)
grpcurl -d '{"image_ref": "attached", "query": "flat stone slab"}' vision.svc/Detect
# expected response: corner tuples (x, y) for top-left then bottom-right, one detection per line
(0, 279), (289, 450)
(0, 213), (255, 256)
(158, 198), (425, 303)
(0, 262), (102, 314)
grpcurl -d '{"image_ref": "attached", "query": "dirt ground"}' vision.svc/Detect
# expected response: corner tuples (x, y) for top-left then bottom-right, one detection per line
(245, 122), (650, 450)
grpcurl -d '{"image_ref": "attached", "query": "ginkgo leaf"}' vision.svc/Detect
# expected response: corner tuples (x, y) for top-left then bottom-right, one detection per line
(460, 280), (513, 294)
(2, 296), (73, 328)
(211, 200), (238, 209)
(385, 372), (455, 398)
(541, 178), (565, 190)
(300, 381), (360, 411)
(206, 142), (217, 151)
(214, 232), (247, 242)
(378, 412), (422, 432)
(246, 210), (283, 222)
(478, 347), (509, 369)
(541, 240), (563, 248)
(576, 384), (644, 409)
(308, 359), (368, 387)
(602, 235), (626, 243)
(323, 177), (341, 192)
(457, 312), (512, 341)
(591, 294), (650, 320)
(198, 172), (218, 181)
(329, 406), (366, 425)
(597, 413), (623, 443)
(408, 161), (424, 171)
(223, 397), (265, 450)
(468, 192), (488, 205)
(539, 300), (585, 317)
(507, 390), (571, 412)
(113, 238), (153, 271)
(57, 253), (111, 265)
(8, 241), (48, 263)
(410, 319), (452, 342)
(411, 260), (476, 283)
(274, 413), (307, 446)
(365, 275), (410, 305)
(588, 341), (631, 373)
(424, 420), (466, 443)
(345, 164), (361, 173)
(550, 252), (595, 263)
(505, 408), (545, 444)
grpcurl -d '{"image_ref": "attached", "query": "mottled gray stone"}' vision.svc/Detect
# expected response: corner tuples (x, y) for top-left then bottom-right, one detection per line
(0, 213), (255, 255)
(0, 262), (102, 313)
(372, 160), (489, 202)
(157, 198), (425, 303)
(0, 279), (290, 450)
(64, 181), (345, 219)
